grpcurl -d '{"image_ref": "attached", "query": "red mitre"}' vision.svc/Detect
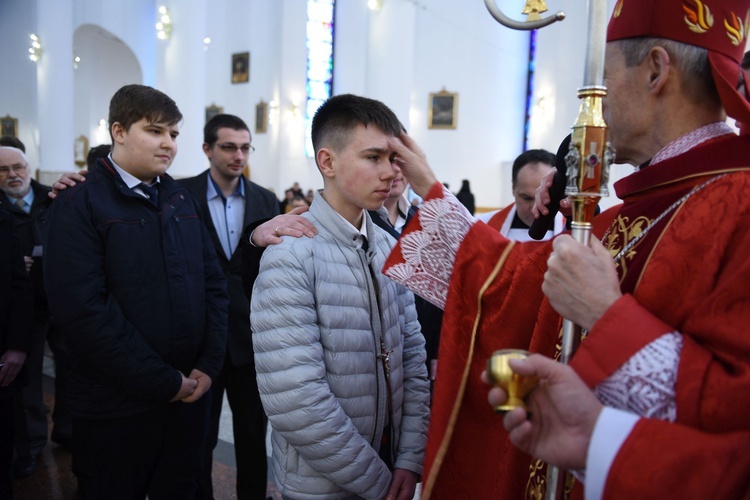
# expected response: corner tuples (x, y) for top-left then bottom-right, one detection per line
(607, 0), (750, 129)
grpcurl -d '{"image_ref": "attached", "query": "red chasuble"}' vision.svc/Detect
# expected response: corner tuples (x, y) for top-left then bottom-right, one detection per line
(484, 204), (513, 231)
(384, 133), (750, 499)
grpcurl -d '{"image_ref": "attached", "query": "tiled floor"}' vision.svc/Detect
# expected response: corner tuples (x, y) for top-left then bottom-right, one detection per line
(16, 360), (416, 500)
(12, 368), (276, 500)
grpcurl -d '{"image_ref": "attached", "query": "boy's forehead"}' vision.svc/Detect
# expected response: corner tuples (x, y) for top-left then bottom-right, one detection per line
(349, 123), (394, 149)
(148, 118), (180, 127)
(139, 118), (181, 133)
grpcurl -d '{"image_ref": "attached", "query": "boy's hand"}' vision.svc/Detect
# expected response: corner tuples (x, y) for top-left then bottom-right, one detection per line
(250, 206), (317, 247)
(49, 170), (88, 199)
(182, 369), (212, 403)
(385, 468), (419, 500)
(170, 372), (198, 402)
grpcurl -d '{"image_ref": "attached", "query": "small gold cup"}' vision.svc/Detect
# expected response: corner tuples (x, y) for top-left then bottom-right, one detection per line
(486, 349), (539, 413)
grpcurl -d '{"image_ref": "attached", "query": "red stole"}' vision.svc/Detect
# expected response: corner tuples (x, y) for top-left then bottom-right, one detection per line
(485, 204), (513, 231)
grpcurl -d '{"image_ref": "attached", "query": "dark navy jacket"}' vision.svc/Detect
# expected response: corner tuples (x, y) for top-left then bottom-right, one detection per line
(0, 209), (32, 401)
(0, 179), (52, 311)
(44, 158), (229, 419)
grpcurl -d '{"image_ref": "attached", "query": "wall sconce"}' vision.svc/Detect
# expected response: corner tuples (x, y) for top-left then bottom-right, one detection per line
(268, 100), (280, 126)
(95, 118), (110, 145)
(368, 0), (383, 11)
(156, 6), (172, 40)
(29, 34), (42, 62)
(535, 95), (550, 116)
(73, 54), (81, 70)
(289, 101), (302, 120)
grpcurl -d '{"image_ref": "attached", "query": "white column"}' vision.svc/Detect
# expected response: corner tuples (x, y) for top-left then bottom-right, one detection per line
(37, 0), (75, 171)
(274, 0), (318, 192)
(366, 1), (417, 126)
(156, 0), (208, 177)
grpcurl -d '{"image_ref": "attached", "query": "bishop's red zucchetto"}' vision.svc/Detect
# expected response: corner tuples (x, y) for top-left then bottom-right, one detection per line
(607, 0), (750, 127)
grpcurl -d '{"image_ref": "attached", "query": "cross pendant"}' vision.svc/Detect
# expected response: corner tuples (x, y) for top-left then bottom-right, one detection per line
(378, 346), (394, 378)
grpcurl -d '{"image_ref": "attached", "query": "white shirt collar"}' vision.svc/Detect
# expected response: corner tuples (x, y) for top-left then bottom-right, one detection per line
(334, 209), (368, 248)
(108, 154), (161, 188)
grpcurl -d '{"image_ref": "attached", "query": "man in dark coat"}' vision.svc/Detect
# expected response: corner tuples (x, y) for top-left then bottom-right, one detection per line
(0, 202), (32, 498)
(181, 113), (315, 500)
(0, 144), (72, 478)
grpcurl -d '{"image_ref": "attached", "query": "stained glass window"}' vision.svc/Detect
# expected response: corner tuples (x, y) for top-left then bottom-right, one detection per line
(524, 29), (537, 151)
(306, 0), (335, 157)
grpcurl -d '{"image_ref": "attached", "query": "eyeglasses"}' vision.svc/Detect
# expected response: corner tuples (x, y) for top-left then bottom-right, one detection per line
(216, 143), (255, 155)
(0, 164), (28, 178)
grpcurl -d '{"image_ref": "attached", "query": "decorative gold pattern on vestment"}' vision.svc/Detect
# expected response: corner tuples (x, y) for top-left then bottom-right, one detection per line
(526, 458), (575, 499)
(601, 214), (652, 281)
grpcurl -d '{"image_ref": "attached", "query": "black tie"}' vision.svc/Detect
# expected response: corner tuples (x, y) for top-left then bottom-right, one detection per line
(138, 182), (159, 207)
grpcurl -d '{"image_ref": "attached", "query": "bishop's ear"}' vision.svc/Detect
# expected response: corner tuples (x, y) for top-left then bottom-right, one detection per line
(646, 45), (671, 94)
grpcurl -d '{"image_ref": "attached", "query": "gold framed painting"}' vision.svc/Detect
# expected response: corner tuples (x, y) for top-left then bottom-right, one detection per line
(74, 135), (89, 168)
(205, 103), (224, 124)
(232, 52), (250, 84)
(255, 100), (268, 134)
(428, 90), (458, 129)
(1, 115), (18, 137)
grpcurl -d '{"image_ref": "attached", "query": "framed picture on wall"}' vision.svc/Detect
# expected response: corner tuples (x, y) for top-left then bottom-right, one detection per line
(74, 135), (89, 168)
(255, 100), (268, 134)
(232, 52), (250, 84)
(205, 103), (224, 124)
(428, 90), (458, 129)
(1, 115), (18, 137)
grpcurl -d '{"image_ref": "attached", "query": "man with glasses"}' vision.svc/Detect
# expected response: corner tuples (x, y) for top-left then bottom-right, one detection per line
(0, 146), (63, 478)
(180, 113), (316, 500)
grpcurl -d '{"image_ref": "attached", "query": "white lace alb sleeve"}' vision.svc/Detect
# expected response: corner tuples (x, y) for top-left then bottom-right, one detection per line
(384, 186), (474, 309)
(593, 332), (682, 422)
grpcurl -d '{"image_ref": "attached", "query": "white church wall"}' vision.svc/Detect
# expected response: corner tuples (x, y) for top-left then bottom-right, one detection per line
(0, 0), (40, 169)
(0, 0), (625, 206)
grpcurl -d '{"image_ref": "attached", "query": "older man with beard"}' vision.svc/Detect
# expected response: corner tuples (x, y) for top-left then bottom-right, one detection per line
(0, 146), (71, 478)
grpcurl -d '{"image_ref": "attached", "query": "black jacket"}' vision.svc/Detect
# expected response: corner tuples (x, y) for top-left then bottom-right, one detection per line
(0, 179), (53, 310)
(179, 170), (280, 367)
(0, 209), (33, 400)
(44, 159), (229, 419)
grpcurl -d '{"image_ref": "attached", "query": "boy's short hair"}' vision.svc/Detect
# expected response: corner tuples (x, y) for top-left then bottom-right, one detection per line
(311, 94), (403, 160)
(108, 84), (182, 142)
(204, 114), (250, 145)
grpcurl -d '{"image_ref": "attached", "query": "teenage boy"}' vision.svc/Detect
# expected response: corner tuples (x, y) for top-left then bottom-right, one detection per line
(44, 84), (229, 499)
(251, 94), (430, 500)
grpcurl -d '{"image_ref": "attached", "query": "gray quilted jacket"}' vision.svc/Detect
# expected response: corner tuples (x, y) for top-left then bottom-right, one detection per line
(251, 193), (430, 500)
